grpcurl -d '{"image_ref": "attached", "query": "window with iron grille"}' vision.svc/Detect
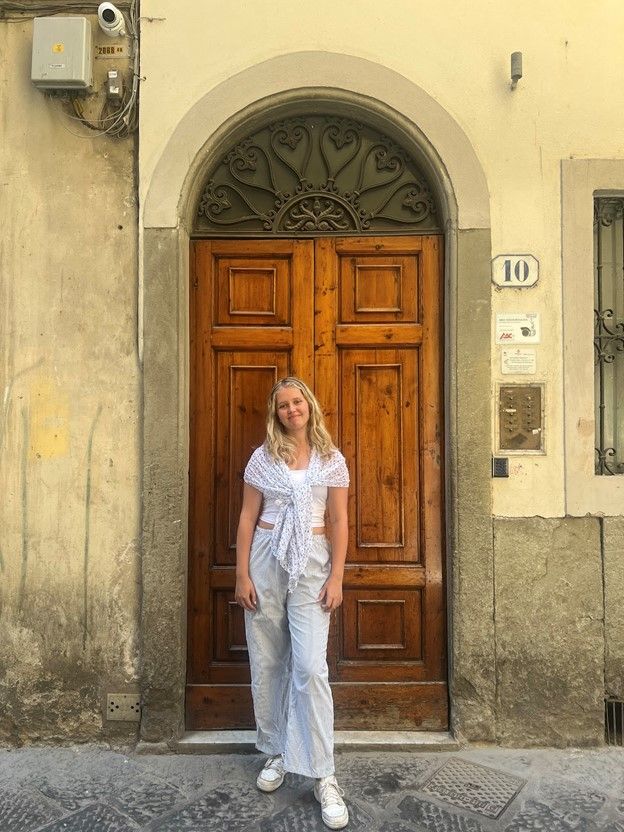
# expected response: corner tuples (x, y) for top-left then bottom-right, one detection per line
(594, 196), (624, 474)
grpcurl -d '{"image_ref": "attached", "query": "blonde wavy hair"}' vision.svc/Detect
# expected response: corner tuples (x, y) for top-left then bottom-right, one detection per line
(265, 377), (336, 464)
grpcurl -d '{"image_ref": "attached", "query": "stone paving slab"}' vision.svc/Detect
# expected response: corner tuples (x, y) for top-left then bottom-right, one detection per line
(338, 753), (433, 806)
(257, 789), (374, 832)
(0, 746), (622, 831)
(148, 781), (273, 831)
(134, 752), (255, 796)
(398, 794), (489, 831)
(106, 778), (185, 826)
(0, 787), (63, 832)
(39, 803), (137, 832)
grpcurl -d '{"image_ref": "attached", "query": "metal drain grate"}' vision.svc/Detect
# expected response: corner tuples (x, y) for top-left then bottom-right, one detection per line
(605, 698), (624, 746)
(420, 758), (525, 819)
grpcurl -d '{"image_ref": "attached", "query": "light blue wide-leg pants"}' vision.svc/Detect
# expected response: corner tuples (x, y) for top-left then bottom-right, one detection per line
(244, 527), (335, 779)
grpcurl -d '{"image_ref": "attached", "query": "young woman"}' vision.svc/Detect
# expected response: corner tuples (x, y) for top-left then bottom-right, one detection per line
(235, 377), (350, 830)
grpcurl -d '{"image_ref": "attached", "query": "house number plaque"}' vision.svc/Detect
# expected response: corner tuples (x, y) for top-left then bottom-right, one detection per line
(492, 254), (539, 287)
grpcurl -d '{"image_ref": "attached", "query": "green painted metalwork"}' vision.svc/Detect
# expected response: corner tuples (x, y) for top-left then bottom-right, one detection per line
(195, 115), (440, 235)
(594, 197), (624, 474)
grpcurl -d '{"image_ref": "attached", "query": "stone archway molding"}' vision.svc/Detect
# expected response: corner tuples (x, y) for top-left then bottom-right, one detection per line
(140, 52), (495, 748)
(143, 51), (489, 231)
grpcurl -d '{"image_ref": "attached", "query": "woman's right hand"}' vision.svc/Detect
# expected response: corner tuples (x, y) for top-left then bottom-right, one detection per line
(235, 574), (257, 611)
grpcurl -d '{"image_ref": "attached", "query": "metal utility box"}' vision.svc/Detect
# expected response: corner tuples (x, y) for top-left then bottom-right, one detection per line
(31, 17), (93, 90)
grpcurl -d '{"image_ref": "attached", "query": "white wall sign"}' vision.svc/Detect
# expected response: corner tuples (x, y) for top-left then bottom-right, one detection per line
(496, 312), (540, 344)
(501, 348), (537, 374)
(492, 254), (539, 287)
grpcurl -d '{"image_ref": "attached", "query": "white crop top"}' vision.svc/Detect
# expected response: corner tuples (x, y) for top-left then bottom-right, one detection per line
(259, 468), (328, 526)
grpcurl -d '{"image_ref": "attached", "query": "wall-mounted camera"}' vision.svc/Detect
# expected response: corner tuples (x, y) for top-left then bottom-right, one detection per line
(97, 3), (126, 37)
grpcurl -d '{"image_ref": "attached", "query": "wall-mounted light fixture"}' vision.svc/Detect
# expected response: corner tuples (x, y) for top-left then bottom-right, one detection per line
(510, 52), (523, 90)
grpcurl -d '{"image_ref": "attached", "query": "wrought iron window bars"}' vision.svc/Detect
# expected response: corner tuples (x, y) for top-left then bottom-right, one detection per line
(594, 197), (624, 474)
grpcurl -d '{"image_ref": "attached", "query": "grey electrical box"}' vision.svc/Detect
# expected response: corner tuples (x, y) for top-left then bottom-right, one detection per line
(31, 17), (93, 90)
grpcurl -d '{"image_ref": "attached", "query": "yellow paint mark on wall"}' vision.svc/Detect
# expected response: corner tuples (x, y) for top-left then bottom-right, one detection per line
(29, 377), (70, 459)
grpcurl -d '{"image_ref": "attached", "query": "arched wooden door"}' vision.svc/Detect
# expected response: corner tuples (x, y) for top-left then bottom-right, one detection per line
(187, 234), (447, 730)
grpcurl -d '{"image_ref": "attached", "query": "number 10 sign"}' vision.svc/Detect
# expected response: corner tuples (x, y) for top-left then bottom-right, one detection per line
(492, 255), (539, 287)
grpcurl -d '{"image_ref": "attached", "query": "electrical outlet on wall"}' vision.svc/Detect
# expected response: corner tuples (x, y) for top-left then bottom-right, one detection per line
(106, 693), (141, 721)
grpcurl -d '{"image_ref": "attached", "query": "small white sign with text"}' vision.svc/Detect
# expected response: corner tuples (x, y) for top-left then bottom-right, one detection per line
(501, 348), (537, 375)
(492, 255), (539, 287)
(496, 312), (540, 344)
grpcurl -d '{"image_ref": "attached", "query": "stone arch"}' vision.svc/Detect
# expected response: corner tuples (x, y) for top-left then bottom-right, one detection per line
(143, 52), (489, 231)
(140, 53), (495, 747)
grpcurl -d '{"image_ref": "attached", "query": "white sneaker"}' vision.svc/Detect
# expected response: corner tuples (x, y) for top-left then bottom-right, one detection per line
(314, 775), (349, 829)
(256, 754), (285, 792)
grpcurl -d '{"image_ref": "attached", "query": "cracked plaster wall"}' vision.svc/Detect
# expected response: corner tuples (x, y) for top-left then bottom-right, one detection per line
(0, 20), (140, 744)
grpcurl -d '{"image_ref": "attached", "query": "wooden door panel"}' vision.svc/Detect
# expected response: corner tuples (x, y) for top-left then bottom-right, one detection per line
(214, 355), (288, 566)
(188, 240), (314, 724)
(339, 254), (419, 322)
(332, 682), (448, 730)
(187, 235), (446, 730)
(341, 349), (420, 562)
(213, 590), (248, 662)
(215, 257), (290, 325)
(186, 683), (254, 731)
(317, 236), (446, 725)
(341, 589), (423, 660)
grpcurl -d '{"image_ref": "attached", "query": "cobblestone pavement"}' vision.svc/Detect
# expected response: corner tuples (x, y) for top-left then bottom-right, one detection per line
(0, 746), (622, 831)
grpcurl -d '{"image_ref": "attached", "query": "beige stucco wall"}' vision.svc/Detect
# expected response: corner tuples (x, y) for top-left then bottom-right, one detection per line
(0, 19), (140, 744)
(139, 0), (624, 519)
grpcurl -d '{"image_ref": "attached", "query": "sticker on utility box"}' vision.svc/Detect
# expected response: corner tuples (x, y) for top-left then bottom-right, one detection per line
(501, 348), (536, 374)
(496, 312), (540, 344)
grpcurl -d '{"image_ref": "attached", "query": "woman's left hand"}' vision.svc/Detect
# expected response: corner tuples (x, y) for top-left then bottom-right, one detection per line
(318, 575), (343, 612)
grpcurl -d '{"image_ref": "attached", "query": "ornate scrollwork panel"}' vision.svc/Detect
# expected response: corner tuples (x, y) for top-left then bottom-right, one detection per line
(593, 197), (624, 474)
(195, 115), (440, 235)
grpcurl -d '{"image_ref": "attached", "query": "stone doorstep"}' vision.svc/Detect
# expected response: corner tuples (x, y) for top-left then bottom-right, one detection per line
(136, 730), (460, 755)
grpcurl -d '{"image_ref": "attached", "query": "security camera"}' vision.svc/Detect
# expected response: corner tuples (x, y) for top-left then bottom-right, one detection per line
(97, 2), (126, 37)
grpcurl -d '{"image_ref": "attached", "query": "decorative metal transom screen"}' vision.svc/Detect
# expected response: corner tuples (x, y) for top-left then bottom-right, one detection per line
(594, 197), (624, 475)
(195, 115), (441, 235)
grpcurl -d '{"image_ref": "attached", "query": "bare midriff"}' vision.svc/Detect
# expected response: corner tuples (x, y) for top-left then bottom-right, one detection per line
(256, 519), (326, 536)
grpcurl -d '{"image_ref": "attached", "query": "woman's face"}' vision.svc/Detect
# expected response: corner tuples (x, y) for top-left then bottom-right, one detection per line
(275, 386), (310, 434)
